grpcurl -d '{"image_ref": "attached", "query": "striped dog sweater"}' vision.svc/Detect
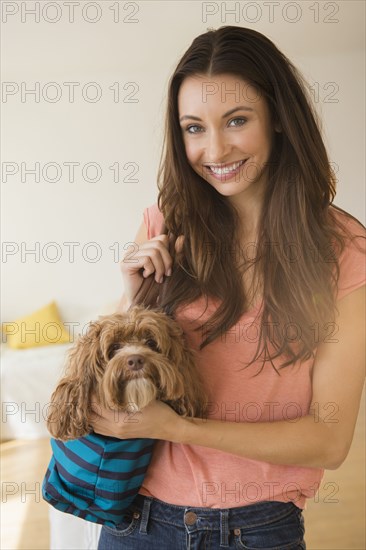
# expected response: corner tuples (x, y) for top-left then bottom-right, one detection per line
(42, 433), (155, 527)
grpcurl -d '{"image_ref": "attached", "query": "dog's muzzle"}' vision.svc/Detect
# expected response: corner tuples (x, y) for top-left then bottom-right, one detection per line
(127, 354), (145, 371)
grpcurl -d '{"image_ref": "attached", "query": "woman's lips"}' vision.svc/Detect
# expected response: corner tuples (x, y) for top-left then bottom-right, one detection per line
(206, 159), (248, 181)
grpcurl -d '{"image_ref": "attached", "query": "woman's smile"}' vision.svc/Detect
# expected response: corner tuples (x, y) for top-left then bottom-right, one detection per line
(205, 158), (248, 180)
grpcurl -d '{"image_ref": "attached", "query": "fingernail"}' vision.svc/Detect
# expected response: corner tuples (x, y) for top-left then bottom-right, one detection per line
(166, 268), (172, 276)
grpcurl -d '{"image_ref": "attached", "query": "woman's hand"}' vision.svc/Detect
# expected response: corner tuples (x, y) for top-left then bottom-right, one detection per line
(120, 230), (185, 305)
(89, 399), (185, 442)
(120, 234), (172, 305)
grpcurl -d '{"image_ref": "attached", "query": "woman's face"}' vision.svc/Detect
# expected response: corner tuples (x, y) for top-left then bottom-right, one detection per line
(178, 73), (276, 207)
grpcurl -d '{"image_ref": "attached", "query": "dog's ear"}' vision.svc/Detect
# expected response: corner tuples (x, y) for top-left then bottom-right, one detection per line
(46, 376), (92, 440)
(46, 321), (105, 440)
(164, 312), (185, 339)
(152, 312), (186, 354)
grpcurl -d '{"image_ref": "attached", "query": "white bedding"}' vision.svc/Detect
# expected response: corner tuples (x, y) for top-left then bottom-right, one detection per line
(0, 342), (73, 440)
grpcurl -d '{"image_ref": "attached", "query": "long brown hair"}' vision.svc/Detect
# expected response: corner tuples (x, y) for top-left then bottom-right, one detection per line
(156, 26), (365, 374)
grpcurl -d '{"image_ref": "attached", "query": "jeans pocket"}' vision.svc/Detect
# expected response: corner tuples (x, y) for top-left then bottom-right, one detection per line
(101, 509), (141, 538)
(234, 506), (306, 549)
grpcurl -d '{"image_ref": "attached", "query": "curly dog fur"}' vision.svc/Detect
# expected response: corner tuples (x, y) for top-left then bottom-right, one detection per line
(47, 305), (207, 440)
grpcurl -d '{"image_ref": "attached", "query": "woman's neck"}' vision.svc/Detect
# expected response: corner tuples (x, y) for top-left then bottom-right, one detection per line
(228, 186), (265, 240)
(234, 206), (261, 243)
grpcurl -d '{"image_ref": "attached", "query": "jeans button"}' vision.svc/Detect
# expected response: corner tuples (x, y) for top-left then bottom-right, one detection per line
(234, 528), (241, 536)
(184, 511), (197, 525)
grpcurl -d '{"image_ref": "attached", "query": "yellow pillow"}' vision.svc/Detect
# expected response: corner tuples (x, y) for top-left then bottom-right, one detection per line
(2, 301), (70, 350)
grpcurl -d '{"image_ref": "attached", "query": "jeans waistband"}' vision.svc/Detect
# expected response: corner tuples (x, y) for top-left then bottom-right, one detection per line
(131, 494), (300, 548)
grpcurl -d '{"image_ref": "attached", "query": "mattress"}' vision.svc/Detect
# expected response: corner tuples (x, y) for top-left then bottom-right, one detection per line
(1, 342), (73, 440)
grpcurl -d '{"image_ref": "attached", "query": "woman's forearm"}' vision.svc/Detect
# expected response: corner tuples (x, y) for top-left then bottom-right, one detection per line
(172, 414), (342, 470)
(90, 400), (344, 470)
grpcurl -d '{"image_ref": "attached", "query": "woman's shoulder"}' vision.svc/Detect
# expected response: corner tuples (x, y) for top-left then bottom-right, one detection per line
(142, 203), (165, 239)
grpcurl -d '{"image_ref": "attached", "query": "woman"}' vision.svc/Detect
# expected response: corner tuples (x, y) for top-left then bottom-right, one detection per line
(93, 26), (366, 549)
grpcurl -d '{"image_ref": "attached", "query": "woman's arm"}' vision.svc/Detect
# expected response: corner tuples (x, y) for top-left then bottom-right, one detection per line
(92, 286), (365, 471)
(176, 284), (366, 470)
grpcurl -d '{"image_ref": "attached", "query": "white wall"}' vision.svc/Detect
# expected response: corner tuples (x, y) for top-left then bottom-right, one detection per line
(2, 0), (365, 321)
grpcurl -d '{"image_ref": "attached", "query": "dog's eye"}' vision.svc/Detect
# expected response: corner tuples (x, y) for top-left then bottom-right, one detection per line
(145, 338), (159, 352)
(108, 344), (122, 358)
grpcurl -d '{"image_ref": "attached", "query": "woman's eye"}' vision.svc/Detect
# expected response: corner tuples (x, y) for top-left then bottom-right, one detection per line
(229, 117), (247, 127)
(145, 338), (159, 351)
(185, 124), (202, 134)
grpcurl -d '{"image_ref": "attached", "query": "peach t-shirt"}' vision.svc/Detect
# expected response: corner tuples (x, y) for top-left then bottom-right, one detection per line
(139, 203), (366, 510)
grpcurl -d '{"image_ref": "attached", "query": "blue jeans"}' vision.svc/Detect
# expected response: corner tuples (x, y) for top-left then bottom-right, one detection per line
(97, 494), (306, 549)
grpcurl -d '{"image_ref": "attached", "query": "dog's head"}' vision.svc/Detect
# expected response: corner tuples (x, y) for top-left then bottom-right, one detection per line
(95, 305), (195, 411)
(47, 305), (206, 440)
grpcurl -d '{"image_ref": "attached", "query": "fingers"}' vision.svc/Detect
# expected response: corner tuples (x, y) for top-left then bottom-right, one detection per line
(88, 405), (143, 439)
(121, 235), (170, 281)
(90, 401), (139, 424)
(139, 235), (173, 282)
(89, 404), (117, 436)
(120, 234), (185, 303)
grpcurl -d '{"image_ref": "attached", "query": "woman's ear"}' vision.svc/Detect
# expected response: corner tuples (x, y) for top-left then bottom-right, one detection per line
(271, 111), (282, 133)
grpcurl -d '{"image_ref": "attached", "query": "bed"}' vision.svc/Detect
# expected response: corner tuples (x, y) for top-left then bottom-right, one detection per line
(1, 342), (73, 440)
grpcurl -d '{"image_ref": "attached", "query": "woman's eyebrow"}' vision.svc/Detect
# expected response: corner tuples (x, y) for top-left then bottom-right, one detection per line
(179, 106), (254, 122)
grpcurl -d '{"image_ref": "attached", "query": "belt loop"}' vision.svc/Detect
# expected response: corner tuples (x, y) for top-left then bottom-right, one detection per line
(220, 510), (229, 547)
(139, 496), (152, 535)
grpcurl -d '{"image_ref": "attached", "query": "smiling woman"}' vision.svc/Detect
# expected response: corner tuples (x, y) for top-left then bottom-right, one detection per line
(178, 74), (275, 211)
(91, 25), (366, 550)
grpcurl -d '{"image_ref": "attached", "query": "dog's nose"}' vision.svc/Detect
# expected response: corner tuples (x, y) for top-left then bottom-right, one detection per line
(127, 354), (145, 371)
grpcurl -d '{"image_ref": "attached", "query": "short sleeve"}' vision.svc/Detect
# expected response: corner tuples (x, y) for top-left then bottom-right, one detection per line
(336, 217), (366, 301)
(142, 203), (165, 240)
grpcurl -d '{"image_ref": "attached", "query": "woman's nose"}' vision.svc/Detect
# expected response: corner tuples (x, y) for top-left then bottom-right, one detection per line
(205, 130), (228, 162)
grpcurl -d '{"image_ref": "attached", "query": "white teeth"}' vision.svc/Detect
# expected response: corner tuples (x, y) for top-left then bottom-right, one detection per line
(209, 159), (245, 175)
